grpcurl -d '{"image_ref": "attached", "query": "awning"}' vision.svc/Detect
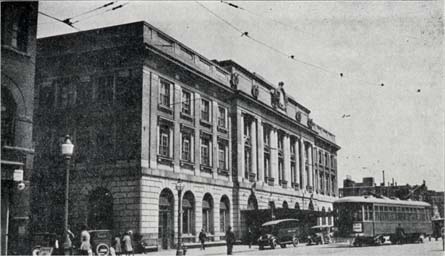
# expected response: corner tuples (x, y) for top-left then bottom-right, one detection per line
(202, 200), (211, 209)
(159, 196), (171, 207)
(220, 201), (227, 210)
(1, 160), (24, 166)
(183, 199), (192, 208)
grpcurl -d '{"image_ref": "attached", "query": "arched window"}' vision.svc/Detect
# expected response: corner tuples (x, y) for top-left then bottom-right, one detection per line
(182, 191), (195, 235)
(220, 196), (230, 232)
(294, 202), (300, 210)
(1, 88), (16, 146)
(247, 194), (258, 210)
(282, 201), (288, 209)
(202, 193), (214, 234)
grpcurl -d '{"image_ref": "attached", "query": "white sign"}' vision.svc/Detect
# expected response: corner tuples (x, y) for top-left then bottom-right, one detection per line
(13, 169), (23, 181)
(353, 223), (362, 233)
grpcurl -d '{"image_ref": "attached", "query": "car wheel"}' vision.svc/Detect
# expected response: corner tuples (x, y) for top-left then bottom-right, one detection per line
(271, 240), (277, 249)
(32, 247), (40, 256)
(292, 237), (299, 247)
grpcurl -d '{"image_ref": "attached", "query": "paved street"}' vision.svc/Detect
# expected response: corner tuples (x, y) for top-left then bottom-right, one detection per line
(146, 240), (444, 256)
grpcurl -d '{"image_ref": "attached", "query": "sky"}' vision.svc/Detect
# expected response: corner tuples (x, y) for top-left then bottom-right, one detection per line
(37, 1), (444, 191)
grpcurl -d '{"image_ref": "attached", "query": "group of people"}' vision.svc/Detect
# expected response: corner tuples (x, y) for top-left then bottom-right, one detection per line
(198, 226), (236, 255)
(62, 224), (134, 256)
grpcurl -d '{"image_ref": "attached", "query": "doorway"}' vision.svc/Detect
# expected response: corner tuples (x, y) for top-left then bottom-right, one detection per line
(159, 189), (174, 250)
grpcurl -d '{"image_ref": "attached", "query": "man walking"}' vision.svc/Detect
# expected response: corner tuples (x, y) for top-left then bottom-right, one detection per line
(199, 229), (207, 250)
(226, 226), (236, 255)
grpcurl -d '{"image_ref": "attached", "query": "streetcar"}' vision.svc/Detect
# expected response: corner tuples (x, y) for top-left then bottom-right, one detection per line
(333, 195), (432, 246)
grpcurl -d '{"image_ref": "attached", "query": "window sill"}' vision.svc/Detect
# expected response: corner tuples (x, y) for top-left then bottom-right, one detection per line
(158, 104), (173, 114)
(200, 119), (212, 128)
(157, 155), (173, 166)
(200, 164), (212, 173)
(180, 160), (194, 169)
(180, 112), (193, 122)
(217, 168), (229, 176)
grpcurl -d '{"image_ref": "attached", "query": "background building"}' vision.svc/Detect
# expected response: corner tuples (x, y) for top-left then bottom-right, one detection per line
(33, 21), (339, 250)
(340, 176), (444, 218)
(1, 2), (38, 255)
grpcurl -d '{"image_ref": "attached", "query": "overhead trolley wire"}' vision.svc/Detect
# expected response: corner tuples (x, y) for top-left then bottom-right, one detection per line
(196, 2), (383, 88)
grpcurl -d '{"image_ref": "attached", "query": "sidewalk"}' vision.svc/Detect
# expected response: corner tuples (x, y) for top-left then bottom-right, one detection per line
(134, 244), (259, 256)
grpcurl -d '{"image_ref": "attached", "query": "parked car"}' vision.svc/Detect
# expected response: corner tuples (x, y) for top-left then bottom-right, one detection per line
(257, 219), (301, 250)
(306, 225), (334, 245)
(31, 232), (60, 256)
(89, 230), (112, 256)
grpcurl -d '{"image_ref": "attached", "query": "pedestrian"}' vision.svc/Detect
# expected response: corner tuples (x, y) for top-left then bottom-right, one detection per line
(226, 226), (236, 255)
(122, 231), (134, 256)
(79, 224), (91, 256)
(110, 240), (117, 256)
(199, 229), (207, 250)
(114, 233), (122, 255)
(247, 227), (252, 248)
(63, 226), (75, 255)
(395, 223), (406, 244)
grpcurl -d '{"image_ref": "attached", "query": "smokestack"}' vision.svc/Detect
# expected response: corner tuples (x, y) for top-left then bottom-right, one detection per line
(382, 170), (385, 186)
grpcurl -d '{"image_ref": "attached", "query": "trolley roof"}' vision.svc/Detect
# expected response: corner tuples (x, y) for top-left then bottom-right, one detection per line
(261, 218), (299, 226)
(334, 196), (431, 207)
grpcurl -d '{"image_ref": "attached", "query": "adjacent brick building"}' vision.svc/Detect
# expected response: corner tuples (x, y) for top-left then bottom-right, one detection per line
(32, 21), (340, 250)
(1, 2), (39, 255)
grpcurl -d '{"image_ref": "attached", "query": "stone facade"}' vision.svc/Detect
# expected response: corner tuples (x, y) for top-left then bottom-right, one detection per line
(1, 2), (38, 255)
(33, 21), (340, 250)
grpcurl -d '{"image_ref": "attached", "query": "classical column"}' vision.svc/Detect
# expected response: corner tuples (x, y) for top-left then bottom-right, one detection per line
(212, 101), (218, 178)
(307, 142), (313, 190)
(257, 118), (264, 183)
(194, 93), (201, 176)
(149, 72), (159, 169)
(294, 138), (300, 187)
(283, 134), (291, 187)
(237, 110), (244, 181)
(173, 84), (182, 173)
(250, 117), (257, 181)
(270, 127), (278, 186)
(300, 139), (306, 190)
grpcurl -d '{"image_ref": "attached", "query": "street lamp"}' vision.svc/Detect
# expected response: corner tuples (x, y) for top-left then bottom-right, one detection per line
(175, 179), (185, 256)
(61, 135), (74, 255)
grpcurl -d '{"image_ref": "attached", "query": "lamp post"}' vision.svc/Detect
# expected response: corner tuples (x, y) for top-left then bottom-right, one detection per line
(175, 180), (185, 256)
(61, 135), (74, 255)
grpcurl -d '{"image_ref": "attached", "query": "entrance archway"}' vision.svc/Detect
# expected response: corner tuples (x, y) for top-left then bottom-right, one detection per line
(88, 188), (113, 230)
(247, 194), (258, 210)
(159, 188), (174, 249)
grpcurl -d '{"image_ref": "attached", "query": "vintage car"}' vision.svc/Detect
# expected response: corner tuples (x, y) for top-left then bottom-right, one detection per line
(306, 225), (334, 245)
(89, 230), (112, 256)
(257, 219), (301, 250)
(31, 233), (60, 256)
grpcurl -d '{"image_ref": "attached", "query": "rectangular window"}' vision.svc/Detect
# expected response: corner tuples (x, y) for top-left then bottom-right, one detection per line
(160, 80), (171, 108)
(181, 90), (192, 115)
(218, 141), (227, 170)
(264, 154), (270, 182)
(201, 99), (210, 122)
(278, 159), (284, 183)
(278, 134), (284, 151)
(244, 148), (251, 178)
(263, 127), (270, 147)
(217, 106), (227, 128)
(1, 4), (29, 52)
(159, 125), (170, 157)
(290, 139), (296, 155)
(201, 136), (211, 166)
(181, 132), (192, 161)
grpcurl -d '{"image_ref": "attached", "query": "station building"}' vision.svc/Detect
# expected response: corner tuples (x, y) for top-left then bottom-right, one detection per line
(33, 21), (340, 249)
